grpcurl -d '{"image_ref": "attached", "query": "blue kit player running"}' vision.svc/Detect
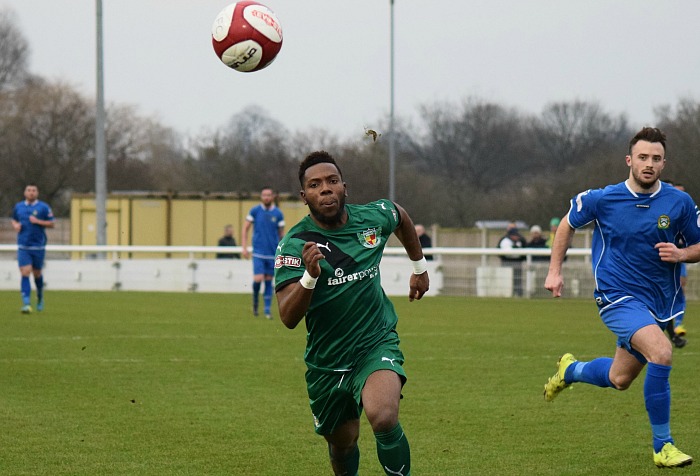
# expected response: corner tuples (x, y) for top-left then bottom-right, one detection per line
(241, 187), (285, 319)
(11, 184), (55, 314)
(543, 127), (700, 469)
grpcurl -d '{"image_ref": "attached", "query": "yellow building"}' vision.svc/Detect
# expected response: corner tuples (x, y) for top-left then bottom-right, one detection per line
(70, 192), (309, 258)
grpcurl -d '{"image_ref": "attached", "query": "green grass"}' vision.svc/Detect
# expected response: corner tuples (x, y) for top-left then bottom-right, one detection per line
(1, 291), (698, 475)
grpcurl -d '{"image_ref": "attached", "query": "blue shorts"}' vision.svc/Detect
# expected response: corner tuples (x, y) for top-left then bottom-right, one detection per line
(18, 249), (45, 270)
(252, 256), (275, 277)
(599, 296), (667, 364)
(680, 262), (687, 278)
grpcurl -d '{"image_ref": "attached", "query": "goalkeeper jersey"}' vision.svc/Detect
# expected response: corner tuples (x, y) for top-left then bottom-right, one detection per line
(274, 199), (402, 373)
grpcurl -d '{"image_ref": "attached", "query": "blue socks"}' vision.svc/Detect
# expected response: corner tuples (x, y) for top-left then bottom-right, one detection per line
(21, 276), (31, 305)
(253, 280), (274, 315)
(252, 281), (261, 311)
(645, 362), (673, 452)
(565, 358), (673, 453)
(263, 279), (273, 314)
(565, 358), (614, 388)
(35, 275), (44, 302)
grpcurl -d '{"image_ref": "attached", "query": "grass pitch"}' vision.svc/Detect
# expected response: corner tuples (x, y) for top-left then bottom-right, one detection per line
(1, 291), (698, 475)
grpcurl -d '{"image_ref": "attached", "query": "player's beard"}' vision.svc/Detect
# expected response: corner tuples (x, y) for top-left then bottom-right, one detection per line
(309, 194), (346, 227)
(631, 167), (660, 190)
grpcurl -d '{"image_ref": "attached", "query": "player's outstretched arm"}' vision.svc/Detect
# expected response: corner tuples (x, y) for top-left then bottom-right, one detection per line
(241, 220), (252, 259)
(393, 203), (429, 301)
(276, 242), (325, 329)
(408, 273), (429, 302)
(545, 215), (575, 298)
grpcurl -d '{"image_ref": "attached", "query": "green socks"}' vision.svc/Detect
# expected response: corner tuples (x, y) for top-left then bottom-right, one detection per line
(375, 422), (410, 476)
(328, 443), (359, 476)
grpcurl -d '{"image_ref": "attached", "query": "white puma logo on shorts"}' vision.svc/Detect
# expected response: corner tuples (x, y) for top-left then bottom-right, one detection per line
(381, 357), (396, 366)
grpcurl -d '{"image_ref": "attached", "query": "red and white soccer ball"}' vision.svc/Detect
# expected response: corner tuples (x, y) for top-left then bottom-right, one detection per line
(211, 1), (283, 73)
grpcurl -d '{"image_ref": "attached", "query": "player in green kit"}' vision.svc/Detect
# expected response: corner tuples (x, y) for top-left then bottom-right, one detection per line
(275, 151), (430, 476)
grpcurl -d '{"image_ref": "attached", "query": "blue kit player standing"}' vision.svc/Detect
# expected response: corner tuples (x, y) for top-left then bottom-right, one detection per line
(11, 184), (55, 314)
(241, 186), (285, 319)
(543, 127), (700, 468)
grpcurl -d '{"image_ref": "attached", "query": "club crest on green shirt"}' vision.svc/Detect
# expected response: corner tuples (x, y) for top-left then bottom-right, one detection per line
(358, 227), (382, 248)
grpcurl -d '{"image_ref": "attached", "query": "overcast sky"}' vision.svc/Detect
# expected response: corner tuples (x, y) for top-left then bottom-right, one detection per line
(3, 0), (700, 140)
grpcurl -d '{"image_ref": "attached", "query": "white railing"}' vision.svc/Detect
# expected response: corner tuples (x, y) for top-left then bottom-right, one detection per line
(0, 244), (597, 298)
(0, 244), (592, 256)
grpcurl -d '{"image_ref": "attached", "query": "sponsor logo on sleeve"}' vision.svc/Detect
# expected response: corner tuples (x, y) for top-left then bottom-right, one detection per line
(275, 255), (302, 268)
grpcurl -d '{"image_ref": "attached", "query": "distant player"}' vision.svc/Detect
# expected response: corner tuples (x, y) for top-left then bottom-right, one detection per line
(670, 182), (689, 344)
(241, 186), (285, 319)
(11, 184), (55, 314)
(543, 127), (699, 468)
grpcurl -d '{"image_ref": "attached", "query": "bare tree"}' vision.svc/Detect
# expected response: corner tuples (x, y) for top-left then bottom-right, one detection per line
(418, 99), (530, 194)
(218, 106), (296, 193)
(100, 104), (189, 191)
(0, 8), (29, 91)
(0, 80), (94, 214)
(531, 100), (629, 171)
(289, 128), (342, 167)
(656, 98), (700, 192)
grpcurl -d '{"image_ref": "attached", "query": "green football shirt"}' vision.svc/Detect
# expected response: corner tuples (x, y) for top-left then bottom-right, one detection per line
(274, 199), (402, 373)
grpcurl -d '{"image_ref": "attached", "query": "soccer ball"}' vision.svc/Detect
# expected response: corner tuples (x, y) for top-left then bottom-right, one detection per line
(211, 1), (283, 73)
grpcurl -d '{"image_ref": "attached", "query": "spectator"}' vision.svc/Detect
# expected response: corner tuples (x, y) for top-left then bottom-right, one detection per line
(216, 224), (240, 259)
(546, 217), (560, 248)
(527, 225), (549, 262)
(498, 223), (526, 296)
(415, 224), (433, 261)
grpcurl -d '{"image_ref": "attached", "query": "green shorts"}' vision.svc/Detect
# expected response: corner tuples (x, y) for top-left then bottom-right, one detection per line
(305, 336), (407, 436)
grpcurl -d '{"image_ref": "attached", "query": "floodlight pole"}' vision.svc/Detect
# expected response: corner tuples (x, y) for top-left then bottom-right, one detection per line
(95, 0), (107, 248)
(388, 0), (396, 202)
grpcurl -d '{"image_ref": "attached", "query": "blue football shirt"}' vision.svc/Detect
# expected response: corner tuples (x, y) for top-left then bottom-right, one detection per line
(567, 181), (700, 321)
(246, 204), (284, 259)
(12, 200), (55, 249)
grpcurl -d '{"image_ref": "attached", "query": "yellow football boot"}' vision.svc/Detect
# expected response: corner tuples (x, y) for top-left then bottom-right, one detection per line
(543, 353), (576, 402)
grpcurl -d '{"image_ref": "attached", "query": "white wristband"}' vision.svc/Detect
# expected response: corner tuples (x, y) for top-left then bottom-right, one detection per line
(411, 257), (428, 275)
(299, 270), (318, 289)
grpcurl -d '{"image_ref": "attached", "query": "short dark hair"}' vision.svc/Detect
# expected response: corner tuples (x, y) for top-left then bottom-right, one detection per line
(629, 127), (666, 154)
(298, 151), (343, 187)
